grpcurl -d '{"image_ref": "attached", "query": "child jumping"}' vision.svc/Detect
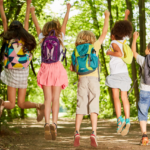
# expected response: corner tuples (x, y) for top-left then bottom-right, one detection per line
(131, 32), (150, 145)
(105, 10), (133, 136)
(0, 0), (44, 121)
(70, 11), (110, 147)
(30, 3), (71, 140)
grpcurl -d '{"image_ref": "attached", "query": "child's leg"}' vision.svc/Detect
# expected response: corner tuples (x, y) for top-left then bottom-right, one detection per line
(2, 86), (16, 109)
(121, 91), (130, 119)
(138, 90), (150, 145)
(43, 86), (52, 125)
(140, 121), (147, 134)
(75, 114), (83, 132)
(51, 86), (61, 124)
(112, 88), (121, 118)
(90, 113), (97, 135)
(120, 91), (130, 136)
(17, 88), (37, 109)
(50, 86), (61, 140)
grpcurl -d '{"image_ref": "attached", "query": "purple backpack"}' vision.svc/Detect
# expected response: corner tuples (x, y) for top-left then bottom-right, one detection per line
(41, 30), (67, 65)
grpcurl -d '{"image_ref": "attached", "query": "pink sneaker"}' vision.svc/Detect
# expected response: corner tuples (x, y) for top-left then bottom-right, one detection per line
(90, 131), (98, 147)
(74, 131), (80, 147)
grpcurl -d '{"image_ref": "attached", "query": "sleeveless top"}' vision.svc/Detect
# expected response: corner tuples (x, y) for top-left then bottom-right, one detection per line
(109, 40), (128, 74)
(4, 39), (32, 69)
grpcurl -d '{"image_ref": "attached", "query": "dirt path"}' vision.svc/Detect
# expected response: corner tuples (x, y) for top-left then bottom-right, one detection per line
(0, 118), (150, 150)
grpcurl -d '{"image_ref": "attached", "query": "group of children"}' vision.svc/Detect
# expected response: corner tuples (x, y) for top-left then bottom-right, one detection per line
(0, 0), (149, 148)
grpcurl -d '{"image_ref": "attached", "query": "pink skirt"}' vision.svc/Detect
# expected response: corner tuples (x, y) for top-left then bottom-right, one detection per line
(37, 62), (68, 89)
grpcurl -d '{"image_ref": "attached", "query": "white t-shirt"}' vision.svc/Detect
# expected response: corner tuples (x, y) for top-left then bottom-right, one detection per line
(108, 40), (128, 74)
(39, 32), (65, 61)
(136, 54), (150, 91)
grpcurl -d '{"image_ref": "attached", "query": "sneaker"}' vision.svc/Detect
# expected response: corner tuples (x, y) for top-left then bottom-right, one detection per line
(140, 133), (149, 146)
(36, 104), (45, 122)
(121, 118), (130, 136)
(44, 123), (52, 140)
(90, 131), (98, 147)
(74, 131), (80, 147)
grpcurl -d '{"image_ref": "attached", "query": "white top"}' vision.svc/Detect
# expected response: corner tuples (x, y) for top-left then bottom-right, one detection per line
(39, 32), (65, 61)
(136, 54), (150, 91)
(108, 40), (128, 74)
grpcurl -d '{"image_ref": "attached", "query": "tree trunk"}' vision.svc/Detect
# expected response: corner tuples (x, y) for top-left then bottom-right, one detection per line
(139, 0), (146, 56)
(125, 0), (139, 107)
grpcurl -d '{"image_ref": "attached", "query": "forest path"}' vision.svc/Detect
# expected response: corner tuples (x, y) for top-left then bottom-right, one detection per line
(0, 118), (150, 150)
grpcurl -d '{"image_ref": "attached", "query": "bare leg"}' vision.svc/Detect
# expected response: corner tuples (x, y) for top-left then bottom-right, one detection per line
(3, 86), (16, 109)
(140, 121), (147, 134)
(17, 88), (37, 109)
(75, 114), (83, 133)
(112, 88), (121, 118)
(51, 86), (61, 124)
(121, 91), (130, 119)
(90, 112), (98, 135)
(43, 86), (52, 125)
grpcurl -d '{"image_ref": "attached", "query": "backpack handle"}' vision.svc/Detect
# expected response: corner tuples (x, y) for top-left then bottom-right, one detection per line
(49, 30), (55, 36)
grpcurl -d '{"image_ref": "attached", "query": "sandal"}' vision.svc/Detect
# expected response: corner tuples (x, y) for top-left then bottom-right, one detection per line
(74, 130), (80, 147)
(36, 104), (45, 122)
(117, 116), (126, 133)
(0, 99), (4, 118)
(44, 123), (52, 140)
(50, 123), (57, 140)
(121, 118), (130, 136)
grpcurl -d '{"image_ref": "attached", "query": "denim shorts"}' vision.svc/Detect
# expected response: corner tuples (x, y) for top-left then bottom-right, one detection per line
(138, 90), (150, 121)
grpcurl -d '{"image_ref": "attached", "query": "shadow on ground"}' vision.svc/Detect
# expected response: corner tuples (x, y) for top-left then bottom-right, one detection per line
(0, 118), (150, 150)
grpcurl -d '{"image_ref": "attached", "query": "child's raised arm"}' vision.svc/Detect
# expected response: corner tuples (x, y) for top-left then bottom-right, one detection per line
(124, 9), (130, 20)
(61, 3), (71, 35)
(24, 0), (32, 31)
(0, 0), (7, 32)
(30, 6), (41, 36)
(131, 32), (139, 59)
(98, 10), (110, 45)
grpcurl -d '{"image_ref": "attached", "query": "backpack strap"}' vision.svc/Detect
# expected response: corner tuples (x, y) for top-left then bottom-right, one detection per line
(30, 60), (36, 76)
(117, 40), (126, 45)
(61, 48), (67, 66)
(0, 42), (6, 74)
(97, 55), (101, 82)
(49, 30), (55, 36)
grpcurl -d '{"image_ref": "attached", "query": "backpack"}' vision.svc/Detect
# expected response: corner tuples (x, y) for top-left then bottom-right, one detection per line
(117, 40), (133, 64)
(0, 41), (36, 76)
(144, 54), (150, 85)
(71, 43), (99, 75)
(41, 30), (67, 65)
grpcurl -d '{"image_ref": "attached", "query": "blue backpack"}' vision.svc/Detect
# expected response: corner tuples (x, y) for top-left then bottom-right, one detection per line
(71, 43), (99, 75)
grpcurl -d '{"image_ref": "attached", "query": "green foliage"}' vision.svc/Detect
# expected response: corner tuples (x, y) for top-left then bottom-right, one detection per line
(0, 0), (150, 124)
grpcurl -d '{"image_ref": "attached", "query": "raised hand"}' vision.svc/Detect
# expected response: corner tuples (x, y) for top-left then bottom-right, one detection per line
(27, 0), (32, 5)
(0, 0), (3, 6)
(30, 6), (35, 13)
(125, 9), (130, 16)
(67, 3), (71, 11)
(104, 10), (110, 18)
(133, 32), (139, 40)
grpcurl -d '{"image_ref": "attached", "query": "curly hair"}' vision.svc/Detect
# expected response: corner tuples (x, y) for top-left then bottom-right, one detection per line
(75, 30), (96, 47)
(112, 20), (133, 40)
(2, 21), (36, 53)
(42, 19), (63, 47)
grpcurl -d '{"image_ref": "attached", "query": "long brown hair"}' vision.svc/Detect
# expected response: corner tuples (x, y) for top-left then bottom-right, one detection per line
(42, 19), (63, 47)
(2, 21), (36, 53)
